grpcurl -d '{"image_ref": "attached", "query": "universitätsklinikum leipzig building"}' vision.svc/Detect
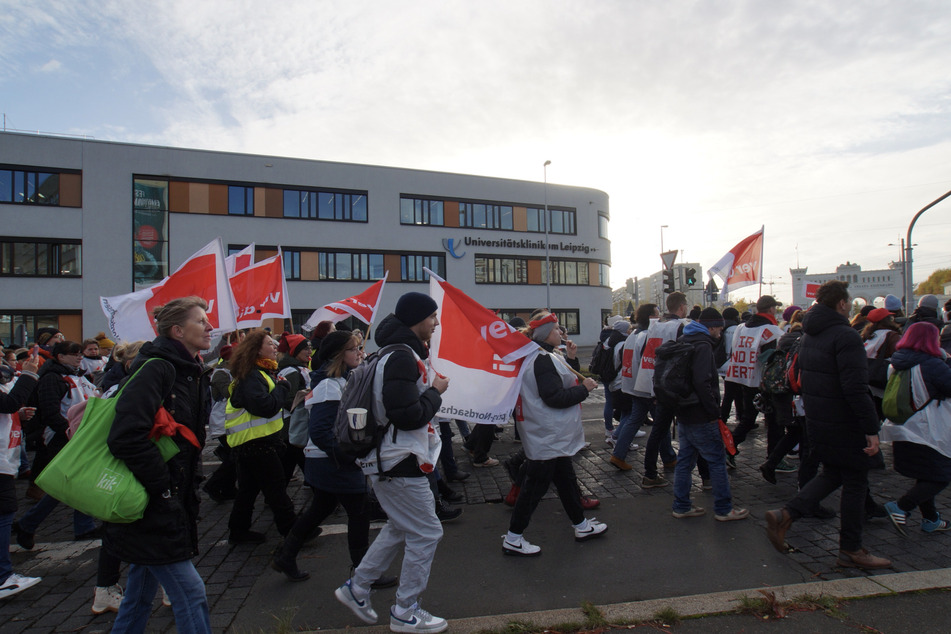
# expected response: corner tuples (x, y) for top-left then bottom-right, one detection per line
(1, 132), (612, 346)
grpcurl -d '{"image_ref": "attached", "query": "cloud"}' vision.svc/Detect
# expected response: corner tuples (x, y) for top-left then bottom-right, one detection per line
(38, 59), (61, 73)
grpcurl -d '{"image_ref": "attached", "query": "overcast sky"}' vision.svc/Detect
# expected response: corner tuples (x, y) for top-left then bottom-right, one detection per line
(3, 0), (950, 303)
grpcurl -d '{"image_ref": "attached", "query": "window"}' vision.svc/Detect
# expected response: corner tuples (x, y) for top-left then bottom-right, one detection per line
(0, 312), (62, 347)
(283, 190), (317, 219)
(459, 203), (514, 230)
(474, 256), (528, 284)
(526, 207), (576, 235)
(0, 239), (82, 276)
(318, 251), (385, 281)
(598, 214), (609, 239)
(317, 192), (367, 222)
(599, 263), (610, 287)
(0, 168), (60, 205)
(542, 260), (589, 285)
(552, 310), (580, 335)
(401, 254), (445, 282)
(133, 178), (170, 290)
(284, 250), (301, 280)
(228, 186), (254, 215)
(400, 197), (444, 226)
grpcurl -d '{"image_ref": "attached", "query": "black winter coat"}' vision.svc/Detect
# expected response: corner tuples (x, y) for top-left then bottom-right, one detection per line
(799, 304), (879, 468)
(34, 359), (81, 448)
(533, 342), (587, 409)
(104, 336), (210, 565)
(373, 314), (442, 432)
(676, 328), (721, 425)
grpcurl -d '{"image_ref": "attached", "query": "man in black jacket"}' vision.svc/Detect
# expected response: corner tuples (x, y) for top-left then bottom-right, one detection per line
(766, 281), (891, 570)
(335, 292), (450, 634)
(671, 308), (748, 521)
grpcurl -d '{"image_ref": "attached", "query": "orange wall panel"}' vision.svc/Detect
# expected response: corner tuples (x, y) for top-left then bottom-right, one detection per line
(254, 188), (267, 217)
(59, 314), (82, 342)
(513, 206), (527, 232)
(169, 181), (189, 212)
(301, 251), (320, 281)
(257, 248), (278, 261)
(588, 262), (600, 286)
(384, 254), (402, 280)
(265, 188), (283, 218)
(444, 201), (459, 228)
(209, 184), (228, 215)
(188, 182), (210, 213)
(58, 173), (82, 207)
(527, 260), (542, 285)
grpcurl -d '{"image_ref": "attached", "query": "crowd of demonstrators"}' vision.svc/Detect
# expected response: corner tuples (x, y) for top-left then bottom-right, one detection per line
(502, 312), (606, 557)
(609, 304), (658, 471)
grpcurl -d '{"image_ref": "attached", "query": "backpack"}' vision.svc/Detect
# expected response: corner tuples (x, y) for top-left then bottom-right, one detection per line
(785, 337), (803, 395)
(333, 343), (412, 464)
(589, 336), (620, 383)
(760, 347), (790, 395)
(882, 369), (930, 425)
(652, 340), (700, 409)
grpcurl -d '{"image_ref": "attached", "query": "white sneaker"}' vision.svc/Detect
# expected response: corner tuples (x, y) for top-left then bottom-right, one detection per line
(161, 585), (171, 607)
(390, 603), (448, 633)
(501, 536), (541, 557)
(629, 442), (639, 450)
(635, 430), (647, 438)
(574, 518), (608, 542)
(0, 573), (41, 600)
(92, 584), (123, 614)
(335, 579), (378, 624)
(604, 434), (616, 446)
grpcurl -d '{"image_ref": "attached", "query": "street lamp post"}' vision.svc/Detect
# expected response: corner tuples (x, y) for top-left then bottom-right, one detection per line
(660, 224), (668, 255)
(904, 188), (951, 314)
(544, 160), (552, 312)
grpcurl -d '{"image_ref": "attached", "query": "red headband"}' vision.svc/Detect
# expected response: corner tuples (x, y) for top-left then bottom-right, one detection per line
(529, 313), (558, 330)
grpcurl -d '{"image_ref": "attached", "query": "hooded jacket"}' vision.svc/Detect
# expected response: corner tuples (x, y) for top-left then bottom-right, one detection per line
(373, 314), (442, 433)
(104, 336), (210, 565)
(676, 321), (721, 425)
(799, 303), (879, 464)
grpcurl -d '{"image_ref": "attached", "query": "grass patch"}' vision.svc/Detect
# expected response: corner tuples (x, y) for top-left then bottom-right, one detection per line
(580, 601), (608, 628)
(652, 605), (681, 626)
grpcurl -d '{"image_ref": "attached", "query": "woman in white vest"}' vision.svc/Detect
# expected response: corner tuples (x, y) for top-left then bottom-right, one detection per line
(225, 330), (296, 544)
(502, 312), (607, 557)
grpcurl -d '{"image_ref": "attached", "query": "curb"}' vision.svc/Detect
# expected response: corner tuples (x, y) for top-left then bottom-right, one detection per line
(314, 568), (951, 633)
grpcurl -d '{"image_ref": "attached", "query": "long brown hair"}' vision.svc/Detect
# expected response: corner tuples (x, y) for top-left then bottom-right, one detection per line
(325, 335), (359, 378)
(229, 330), (274, 381)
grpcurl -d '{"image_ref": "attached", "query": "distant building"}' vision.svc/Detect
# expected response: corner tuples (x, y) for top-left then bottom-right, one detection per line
(790, 262), (903, 308)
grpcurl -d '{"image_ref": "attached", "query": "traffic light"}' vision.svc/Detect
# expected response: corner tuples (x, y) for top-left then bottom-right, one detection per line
(663, 269), (675, 294)
(684, 267), (697, 286)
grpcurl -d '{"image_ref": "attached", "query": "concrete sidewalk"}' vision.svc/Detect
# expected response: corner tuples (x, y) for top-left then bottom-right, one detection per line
(5, 389), (951, 632)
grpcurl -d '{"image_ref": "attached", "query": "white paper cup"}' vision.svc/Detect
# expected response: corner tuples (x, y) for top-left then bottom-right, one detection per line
(347, 407), (368, 430)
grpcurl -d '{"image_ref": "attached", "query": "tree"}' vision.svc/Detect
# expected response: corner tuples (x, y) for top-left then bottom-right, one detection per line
(732, 299), (750, 314)
(915, 268), (951, 295)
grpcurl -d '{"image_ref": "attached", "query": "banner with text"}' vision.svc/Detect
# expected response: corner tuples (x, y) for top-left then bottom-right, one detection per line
(303, 274), (388, 331)
(230, 252), (291, 329)
(706, 226), (765, 295)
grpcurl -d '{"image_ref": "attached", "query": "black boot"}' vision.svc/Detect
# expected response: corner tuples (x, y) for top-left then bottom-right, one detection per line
(437, 479), (463, 503)
(271, 534), (310, 581)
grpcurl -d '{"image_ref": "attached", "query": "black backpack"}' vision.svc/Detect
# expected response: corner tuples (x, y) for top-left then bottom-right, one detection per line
(760, 347), (790, 395)
(333, 343), (412, 465)
(589, 332), (623, 383)
(652, 340), (699, 409)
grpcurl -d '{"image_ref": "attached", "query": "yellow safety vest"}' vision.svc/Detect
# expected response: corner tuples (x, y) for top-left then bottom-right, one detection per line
(224, 370), (284, 447)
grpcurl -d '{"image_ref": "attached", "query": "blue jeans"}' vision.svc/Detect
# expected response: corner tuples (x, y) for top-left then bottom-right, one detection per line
(0, 510), (13, 583)
(19, 494), (97, 537)
(111, 560), (210, 633)
(602, 382), (615, 431)
(612, 396), (652, 461)
(643, 402), (677, 478)
(673, 422), (732, 516)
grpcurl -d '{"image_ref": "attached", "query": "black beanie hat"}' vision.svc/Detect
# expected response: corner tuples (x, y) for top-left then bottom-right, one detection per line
(698, 307), (725, 329)
(722, 307), (739, 321)
(317, 330), (354, 363)
(395, 292), (438, 327)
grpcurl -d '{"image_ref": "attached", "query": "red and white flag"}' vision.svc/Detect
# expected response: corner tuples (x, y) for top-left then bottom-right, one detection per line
(100, 238), (238, 342)
(427, 272), (539, 426)
(803, 281), (820, 300)
(225, 243), (255, 277)
(706, 226), (764, 295)
(230, 252), (291, 329)
(303, 274), (388, 330)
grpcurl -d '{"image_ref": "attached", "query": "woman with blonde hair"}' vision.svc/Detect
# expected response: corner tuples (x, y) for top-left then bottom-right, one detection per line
(225, 330), (296, 544)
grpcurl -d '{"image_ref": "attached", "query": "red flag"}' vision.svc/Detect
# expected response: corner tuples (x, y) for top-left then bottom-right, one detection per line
(303, 274), (388, 330)
(100, 239), (237, 342)
(225, 243), (255, 276)
(230, 253), (291, 328)
(804, 282), (820, 299)
(706, 227), (764, 294)
(428, 275), (538, 425)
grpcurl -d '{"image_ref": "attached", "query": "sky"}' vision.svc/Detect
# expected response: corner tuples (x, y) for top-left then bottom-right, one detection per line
(2, 0), (951, 304)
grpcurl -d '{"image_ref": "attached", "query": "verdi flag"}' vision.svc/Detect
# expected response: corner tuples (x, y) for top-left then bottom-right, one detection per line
(230, 252), (291, 329)
(426, 270), (539, 426)
(706, 226), (764, 295)
(225, 243), (255, 276)
(303, 274), (388, 330)
(100, 238), (238, 342)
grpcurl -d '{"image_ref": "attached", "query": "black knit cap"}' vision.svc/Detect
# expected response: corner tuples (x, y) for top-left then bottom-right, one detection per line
(698, 307), (725, 329)
(395, 292), (438, 327)
(317, 330), (355, 363)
